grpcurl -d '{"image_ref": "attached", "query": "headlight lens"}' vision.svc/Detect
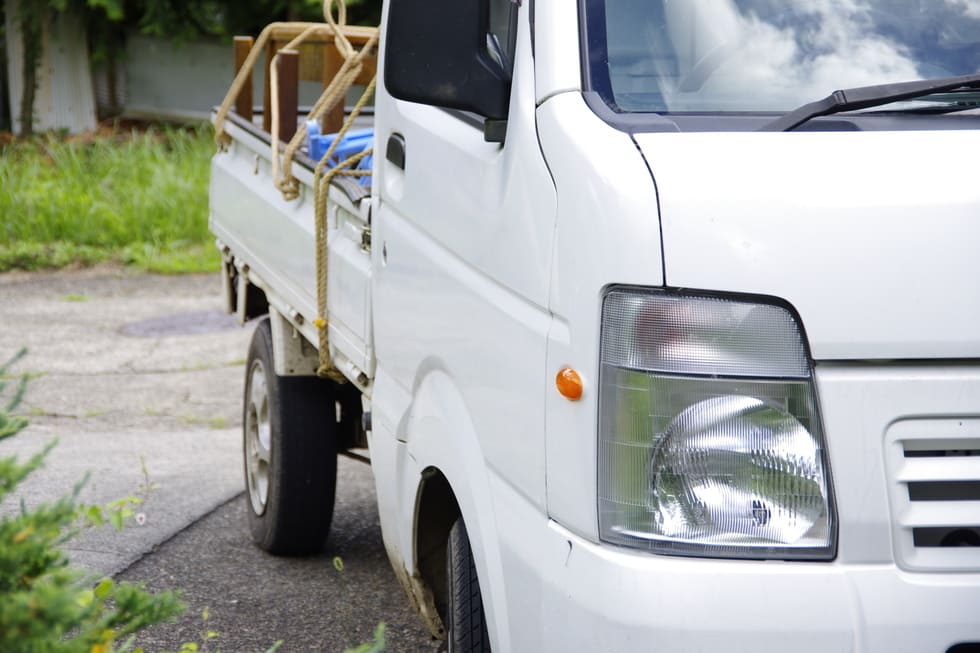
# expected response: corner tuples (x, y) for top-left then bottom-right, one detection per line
(599, 288), (835, 559)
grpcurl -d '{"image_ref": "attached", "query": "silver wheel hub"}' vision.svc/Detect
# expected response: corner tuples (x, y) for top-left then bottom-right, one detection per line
(245, 359), (272, 515)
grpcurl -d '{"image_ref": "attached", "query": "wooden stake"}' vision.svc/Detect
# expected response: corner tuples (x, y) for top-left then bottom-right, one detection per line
(233, 36), (254, 121)
(323, 42), (345, 134)
(276, 49), (300, 142)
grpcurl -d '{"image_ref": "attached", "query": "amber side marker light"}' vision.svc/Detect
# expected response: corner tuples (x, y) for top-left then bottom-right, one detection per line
(556, 367), (583, 401)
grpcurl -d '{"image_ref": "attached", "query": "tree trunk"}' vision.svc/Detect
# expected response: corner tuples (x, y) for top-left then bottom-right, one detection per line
(18, 49), (34, 134)
(16, 2), (42, 135)
(0, 4), (10, 132)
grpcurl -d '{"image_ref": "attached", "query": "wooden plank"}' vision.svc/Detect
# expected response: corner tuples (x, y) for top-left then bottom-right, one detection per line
(266, 23), (377, 42)
(299, 42), (325, 82)
(322, 43), (345, 134)
(354, 53), (377, 86)
(276, 49), (300, 142)
(233, 36), (254, 121)
(263, 39), (276, 132)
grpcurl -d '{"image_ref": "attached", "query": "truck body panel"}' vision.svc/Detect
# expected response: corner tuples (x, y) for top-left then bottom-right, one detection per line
(637, 129), (980, 360)
(210, 117), (375, 384)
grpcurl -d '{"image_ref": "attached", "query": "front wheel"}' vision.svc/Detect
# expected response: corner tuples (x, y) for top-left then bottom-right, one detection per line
(243, 317), (338, 555)
(446, 518), (492, 652)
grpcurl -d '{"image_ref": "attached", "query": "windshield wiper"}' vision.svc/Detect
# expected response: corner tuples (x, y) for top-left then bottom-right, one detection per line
(759, 73), (980, 131)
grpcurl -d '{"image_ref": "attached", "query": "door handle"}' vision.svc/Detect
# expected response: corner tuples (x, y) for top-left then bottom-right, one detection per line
(386, 133), (406, 170)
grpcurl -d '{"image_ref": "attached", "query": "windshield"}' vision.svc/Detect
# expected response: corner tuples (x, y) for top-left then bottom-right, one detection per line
(584, 0), (980, 113)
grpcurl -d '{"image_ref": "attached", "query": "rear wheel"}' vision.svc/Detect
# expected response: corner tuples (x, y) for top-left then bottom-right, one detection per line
(446, 518), (492, 652)
(243, 317), (337, 555)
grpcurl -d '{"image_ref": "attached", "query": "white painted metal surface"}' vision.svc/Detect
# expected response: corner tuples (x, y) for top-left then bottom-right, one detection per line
(533, 0), (582, 104)
(326, 195), (375, 379)
(210, 121), (320, 326)
(373, 9), (556, 646)
(536, 91), (664, 541)
(268, 306), (319, 376)
(635, 129), (980, 361)
(209, 117), (376, 387)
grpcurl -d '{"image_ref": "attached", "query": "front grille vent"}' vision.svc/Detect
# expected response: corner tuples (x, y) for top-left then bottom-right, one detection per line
(886, 420), (980, 572)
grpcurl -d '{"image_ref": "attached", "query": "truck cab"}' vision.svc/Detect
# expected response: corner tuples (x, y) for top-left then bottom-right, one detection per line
(371, 1), (980, 650)
(211, 1), (980, 650)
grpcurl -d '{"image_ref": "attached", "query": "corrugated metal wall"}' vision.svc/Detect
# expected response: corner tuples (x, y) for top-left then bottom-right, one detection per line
(3, 0), (97, 134)
(122, 35), (326, 123)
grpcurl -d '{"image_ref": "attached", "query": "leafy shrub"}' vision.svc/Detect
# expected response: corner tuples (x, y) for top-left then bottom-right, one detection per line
(0, 348), (185, 653)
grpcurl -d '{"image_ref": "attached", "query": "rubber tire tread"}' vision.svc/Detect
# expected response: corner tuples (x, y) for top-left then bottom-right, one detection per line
(244, 318), (337, 556)
(447, 518), (492, 653)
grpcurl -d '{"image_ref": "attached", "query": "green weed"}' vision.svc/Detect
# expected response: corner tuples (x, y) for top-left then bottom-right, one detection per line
(180, 415), (229, 429)
(0, 125), (218, 274)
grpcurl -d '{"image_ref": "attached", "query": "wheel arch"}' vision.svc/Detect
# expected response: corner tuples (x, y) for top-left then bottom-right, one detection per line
(395, 368), (511, 649)
(414, 466), (461, 625)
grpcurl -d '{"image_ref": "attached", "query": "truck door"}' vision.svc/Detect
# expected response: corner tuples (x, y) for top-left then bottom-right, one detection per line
(372, 1), (557, 516)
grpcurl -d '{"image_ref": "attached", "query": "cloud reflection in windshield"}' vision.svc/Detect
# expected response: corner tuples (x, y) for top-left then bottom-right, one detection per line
(604, 0), (980, 112)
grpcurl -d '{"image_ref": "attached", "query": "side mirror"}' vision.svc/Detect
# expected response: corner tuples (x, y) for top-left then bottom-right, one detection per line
(384, 0), (511, 121)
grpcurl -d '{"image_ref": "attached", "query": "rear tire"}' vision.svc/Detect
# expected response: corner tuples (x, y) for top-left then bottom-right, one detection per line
(446, 518), (492, 652)
(243, 317), (337, 555)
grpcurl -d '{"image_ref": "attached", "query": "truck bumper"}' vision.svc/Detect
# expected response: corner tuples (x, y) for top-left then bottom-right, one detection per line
(532, 521), (980, 653)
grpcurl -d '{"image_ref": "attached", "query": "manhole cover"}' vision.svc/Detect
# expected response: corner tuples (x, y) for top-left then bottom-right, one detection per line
(120, 310), (239, 337)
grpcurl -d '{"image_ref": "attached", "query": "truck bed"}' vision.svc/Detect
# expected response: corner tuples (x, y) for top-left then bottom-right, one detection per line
(209, 110), (375, 389)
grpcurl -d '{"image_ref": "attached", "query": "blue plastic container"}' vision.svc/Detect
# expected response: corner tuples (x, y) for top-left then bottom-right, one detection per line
(306, 121), (373, 175)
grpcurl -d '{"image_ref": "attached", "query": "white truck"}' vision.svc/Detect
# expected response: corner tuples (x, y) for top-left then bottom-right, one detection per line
(209, 1), (980, 651)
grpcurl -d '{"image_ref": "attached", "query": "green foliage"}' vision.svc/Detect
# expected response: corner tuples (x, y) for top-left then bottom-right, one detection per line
(0, 125), (220, 274)
(0, 349), (29, 439)
(67, 0), (379, 45)
(0, 350), (185, 653)
(343, 623), (386, 653)
(7, 0), (381, 132)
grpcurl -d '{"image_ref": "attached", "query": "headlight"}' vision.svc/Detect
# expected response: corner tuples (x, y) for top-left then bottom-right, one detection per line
(598, 288), (836, 560)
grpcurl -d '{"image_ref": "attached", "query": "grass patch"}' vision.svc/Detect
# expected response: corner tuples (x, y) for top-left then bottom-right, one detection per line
(0, 124), (219, 274)
(181, 414), (230, 429)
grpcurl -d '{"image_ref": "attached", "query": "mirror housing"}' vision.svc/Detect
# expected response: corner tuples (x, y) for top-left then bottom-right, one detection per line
(384, 0), (511, 121)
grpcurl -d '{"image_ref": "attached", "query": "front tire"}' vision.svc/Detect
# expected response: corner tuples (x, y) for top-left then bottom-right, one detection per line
(446, 518), (492, 652)
(243, 317), (337, 555)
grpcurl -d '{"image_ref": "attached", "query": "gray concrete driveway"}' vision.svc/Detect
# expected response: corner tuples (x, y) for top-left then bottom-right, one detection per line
(0, 268), (437, 652)
(0, 267), (250, 575)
